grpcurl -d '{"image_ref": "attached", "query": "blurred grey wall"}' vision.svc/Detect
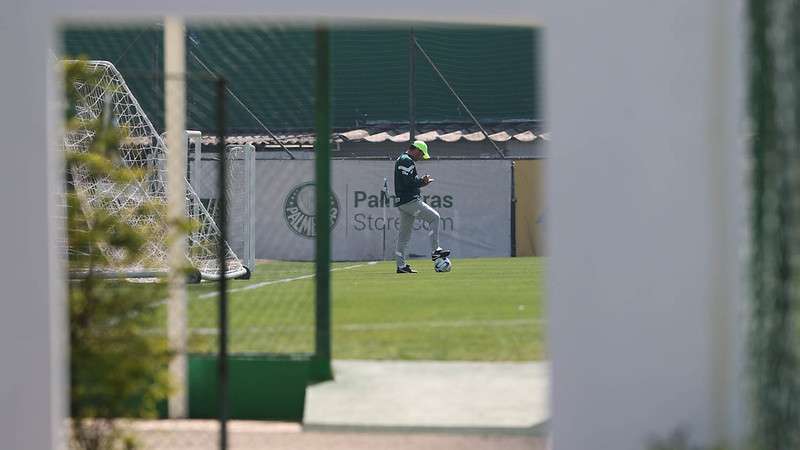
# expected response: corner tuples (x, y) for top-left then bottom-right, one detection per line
(544, 0), (748, 448)
(2, 0), (748, 449)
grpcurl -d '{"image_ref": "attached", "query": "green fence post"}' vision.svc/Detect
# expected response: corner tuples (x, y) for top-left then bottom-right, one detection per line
(311, 25), (333, 382)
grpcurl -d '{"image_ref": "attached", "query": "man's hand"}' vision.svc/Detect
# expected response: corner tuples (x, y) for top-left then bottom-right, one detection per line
(421, 174), (435, 186)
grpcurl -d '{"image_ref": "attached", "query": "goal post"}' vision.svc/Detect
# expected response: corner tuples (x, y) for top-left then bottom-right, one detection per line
(63, 59), (248, 281)
(226, 144), (256, 274)
(189, 142), (256, 276)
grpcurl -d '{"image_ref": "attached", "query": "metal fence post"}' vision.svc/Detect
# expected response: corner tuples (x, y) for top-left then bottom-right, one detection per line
(311, 25), (334, 382)
(216, 77), (230, 450)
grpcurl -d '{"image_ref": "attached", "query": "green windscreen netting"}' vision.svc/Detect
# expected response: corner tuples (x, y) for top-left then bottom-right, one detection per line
(62, 23), (541, 134)
(749, 0), (800, 448)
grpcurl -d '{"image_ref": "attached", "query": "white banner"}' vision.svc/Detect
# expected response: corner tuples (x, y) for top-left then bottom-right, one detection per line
(201, 159), (512, 261)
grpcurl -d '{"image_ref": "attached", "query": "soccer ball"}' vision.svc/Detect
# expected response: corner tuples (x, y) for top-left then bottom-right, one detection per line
(434, 256), (452, 272)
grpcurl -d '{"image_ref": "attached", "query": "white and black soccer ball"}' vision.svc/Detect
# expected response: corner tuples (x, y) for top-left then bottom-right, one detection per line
(433, 256), (452, 273)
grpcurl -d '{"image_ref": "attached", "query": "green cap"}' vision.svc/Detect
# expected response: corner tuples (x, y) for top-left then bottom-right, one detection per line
(412, 140), (430, 159)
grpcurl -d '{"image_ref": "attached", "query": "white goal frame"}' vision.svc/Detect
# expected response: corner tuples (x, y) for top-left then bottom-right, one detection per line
(64, 60), (248, 281)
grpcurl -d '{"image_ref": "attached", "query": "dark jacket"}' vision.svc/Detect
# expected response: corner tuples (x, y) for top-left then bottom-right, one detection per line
(394, 153), (424, 206)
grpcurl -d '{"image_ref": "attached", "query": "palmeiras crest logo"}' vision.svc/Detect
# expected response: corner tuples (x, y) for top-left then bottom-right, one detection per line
(284, 182), (340, 238)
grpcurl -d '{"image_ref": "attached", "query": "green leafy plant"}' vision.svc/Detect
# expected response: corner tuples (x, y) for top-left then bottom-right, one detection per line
(64, 60), (174, 450)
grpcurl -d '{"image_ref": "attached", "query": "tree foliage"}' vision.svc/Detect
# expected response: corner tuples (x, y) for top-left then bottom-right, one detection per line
(65, 60), (172, 450)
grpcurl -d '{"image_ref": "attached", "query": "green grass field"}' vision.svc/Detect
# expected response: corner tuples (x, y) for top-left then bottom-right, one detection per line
(185, 256), (545, 361)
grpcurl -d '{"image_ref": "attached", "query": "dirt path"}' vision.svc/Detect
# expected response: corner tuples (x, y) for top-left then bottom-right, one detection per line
(124, 420), (547, 450)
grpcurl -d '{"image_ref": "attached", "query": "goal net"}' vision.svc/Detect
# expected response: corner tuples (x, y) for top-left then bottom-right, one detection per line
(188, 143), (256, 274)
(64, 60), (247, 280)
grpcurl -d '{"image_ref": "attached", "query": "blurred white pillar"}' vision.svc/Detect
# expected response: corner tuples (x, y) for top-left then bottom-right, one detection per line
(0, 1), (64, 449)
(10, 0), (751, 448)
(165, 16), (188, 419)
(544, 0), (748, 448)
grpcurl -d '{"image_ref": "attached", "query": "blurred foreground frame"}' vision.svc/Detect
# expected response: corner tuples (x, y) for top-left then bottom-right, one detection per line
(0, 2), (768, 450)
(748, 0), (800, 449)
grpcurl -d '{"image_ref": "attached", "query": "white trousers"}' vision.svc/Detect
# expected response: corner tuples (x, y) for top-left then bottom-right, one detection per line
(395, 199), (440, 267)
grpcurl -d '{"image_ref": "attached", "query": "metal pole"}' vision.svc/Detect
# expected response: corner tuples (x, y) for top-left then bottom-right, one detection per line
(311, 25), (334, 382)
(246, 144), (256, 272)
(414, 38), (505, 159)
(382, 177), (389, 260)
(164, 16), (188, 420)
(409, 28), (416, 142)
(216, 77), (230, 450)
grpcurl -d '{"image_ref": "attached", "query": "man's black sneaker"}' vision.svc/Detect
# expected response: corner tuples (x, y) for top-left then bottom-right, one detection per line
(431, 248), (451, 261)
(396, 265), (418, 274)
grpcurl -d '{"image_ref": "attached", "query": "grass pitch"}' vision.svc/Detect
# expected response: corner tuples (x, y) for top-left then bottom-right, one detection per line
(186, 257), (545, 361)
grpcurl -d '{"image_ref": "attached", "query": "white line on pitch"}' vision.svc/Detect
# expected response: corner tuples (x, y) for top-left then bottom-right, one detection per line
(337, 318), (543, 331)
(189, 318), (543, 335)
(197, 261), (378, 299)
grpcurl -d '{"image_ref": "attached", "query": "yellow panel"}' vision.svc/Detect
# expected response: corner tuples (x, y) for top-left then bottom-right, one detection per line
(514, 160), (545, 256)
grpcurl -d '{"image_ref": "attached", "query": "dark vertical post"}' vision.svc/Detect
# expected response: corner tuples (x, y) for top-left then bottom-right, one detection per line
(216, 77), (229, 450)
(311, 25), (333, 382)
(409, 27), (416, 142)
(510, 161), (517, 257)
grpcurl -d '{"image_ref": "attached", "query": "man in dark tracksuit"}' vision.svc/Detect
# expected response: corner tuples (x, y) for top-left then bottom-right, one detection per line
(394, 140), (451, 273)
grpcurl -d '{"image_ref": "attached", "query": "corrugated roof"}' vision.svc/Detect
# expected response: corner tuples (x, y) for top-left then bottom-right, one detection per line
(201, 123), (548, 146)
